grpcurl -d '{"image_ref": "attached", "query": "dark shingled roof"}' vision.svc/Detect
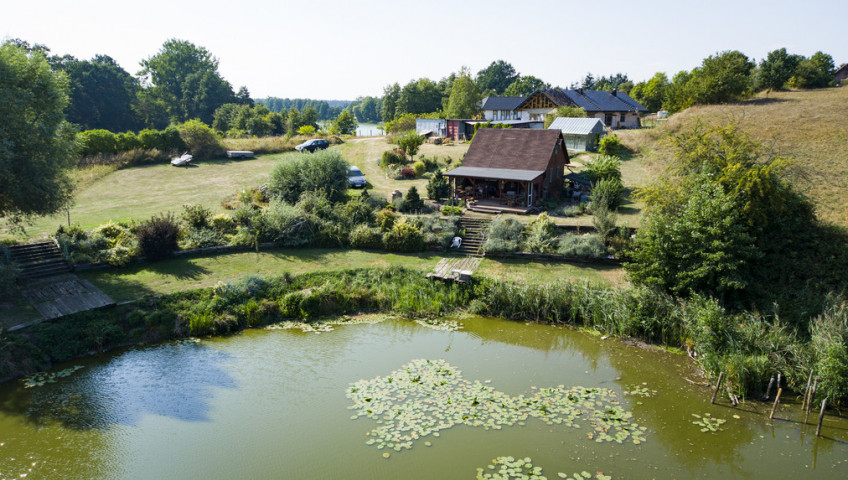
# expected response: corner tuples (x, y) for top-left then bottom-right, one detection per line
(448, 129), (567, 174)
(481, 96), (526, 111)
(518, 89), (647, 113)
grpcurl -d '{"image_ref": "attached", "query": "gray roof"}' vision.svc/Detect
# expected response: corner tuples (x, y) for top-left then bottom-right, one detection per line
(443, 166), (544, 182)
(518, 89), (648, 113)
(481, 96), (526, 111)
(548, 117), (606, 135)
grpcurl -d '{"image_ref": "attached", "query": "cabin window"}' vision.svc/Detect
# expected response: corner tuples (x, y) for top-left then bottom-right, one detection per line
(620, 114), (626, 122)
(604, 114), (612, 126)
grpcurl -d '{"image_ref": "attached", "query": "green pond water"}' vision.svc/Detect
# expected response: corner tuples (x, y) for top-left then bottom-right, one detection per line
(1, 316), (847, 479)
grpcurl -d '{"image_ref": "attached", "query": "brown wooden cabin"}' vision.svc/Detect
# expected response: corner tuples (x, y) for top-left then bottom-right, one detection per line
(444, 129), (569, 213)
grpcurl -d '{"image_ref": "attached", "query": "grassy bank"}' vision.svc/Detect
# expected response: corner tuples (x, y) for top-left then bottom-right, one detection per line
(2, 267), (846, 406)
(77, 247), (623, 303)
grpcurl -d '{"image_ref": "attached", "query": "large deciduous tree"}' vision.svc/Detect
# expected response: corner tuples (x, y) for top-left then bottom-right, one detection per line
(755, 48), (802, 92)
(630, 72), (669, 112)
(52, 54), (141, 131)
(476, 60), (518, 95)
(444, 67), (481, 119)
(691, 50), (754, 104)
(789, 51), (836, 88)
(627, 124), (820, 310)
(504, 76), (550, 97)
(138, 39), (236, 126)
(0, 43), (76, 225)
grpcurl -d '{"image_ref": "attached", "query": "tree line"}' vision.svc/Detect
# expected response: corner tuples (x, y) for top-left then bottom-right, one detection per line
(629, 49), (838, 113)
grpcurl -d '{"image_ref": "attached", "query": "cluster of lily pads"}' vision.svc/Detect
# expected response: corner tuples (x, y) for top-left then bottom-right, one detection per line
(346, 359), (647, 453)
(22, 365), (84, 388)
(623, 383), (656, 398)
(414, 318), (463, 332)
(472, 456), (613, 480)
(476, 456), (544, 480)
(266, 314), (391, 334)
(691, 413), (726, 432)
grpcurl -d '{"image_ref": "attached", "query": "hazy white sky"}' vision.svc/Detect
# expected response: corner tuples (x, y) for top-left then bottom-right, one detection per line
(3, 0), (846, 100)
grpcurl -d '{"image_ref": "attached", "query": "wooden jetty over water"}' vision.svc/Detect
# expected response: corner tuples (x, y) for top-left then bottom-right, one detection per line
(426, 257), (482, 283)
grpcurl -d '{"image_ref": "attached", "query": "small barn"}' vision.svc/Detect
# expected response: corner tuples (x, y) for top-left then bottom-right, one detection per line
(548, 117), (606, 152)
(444, 129), (569, 213)
(835, 64), (848, 85)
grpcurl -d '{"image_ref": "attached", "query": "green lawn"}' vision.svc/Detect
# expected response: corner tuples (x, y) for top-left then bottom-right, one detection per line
(79, 248), (623, 303)
(4, 138), (473, 240)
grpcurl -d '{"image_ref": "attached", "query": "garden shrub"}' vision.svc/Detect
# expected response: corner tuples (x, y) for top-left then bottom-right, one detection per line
(590, 177), (625, 210)
(376, 208), (398, 231)
(115, 132), (143, 152)
(181, 228), (226, 249)
(263, 199), (312, 246)
(181, 204), (212, 229)
(77, 129), (117, 156)
(136, 213), (180, 260)
(380, 150), (404, 168)
(210, 214), (236, 234)
(598, 134), (622, 156)
(401, 167), (416, 179)
(268, 149), (349, 203)
(231, 204), (260, 227)
(383, 220), (424, 252)
(557, 234), (606, 257)
(138, 126), (185, 153)
(401, 186), (424, 213)
(427, 170), (450, 201)
(280, 291), (306, 318)
(177, 119), (224, 159)
(484, 217), (523, 252)
(441, 205), (462, 216)
(413, 161), (426, 177)
(522, 213), (559, 253)
(582, 155), (622, 183)
(349, 224), (384, 249)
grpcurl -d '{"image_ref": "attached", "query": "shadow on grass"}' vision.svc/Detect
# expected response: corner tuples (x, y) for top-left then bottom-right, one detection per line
(77, 258), (213, 303)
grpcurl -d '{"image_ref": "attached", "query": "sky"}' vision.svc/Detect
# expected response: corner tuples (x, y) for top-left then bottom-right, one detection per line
(3, 0), (847, 100)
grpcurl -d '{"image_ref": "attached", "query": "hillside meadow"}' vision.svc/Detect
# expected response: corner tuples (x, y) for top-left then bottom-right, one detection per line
(618, 86), (848, 227)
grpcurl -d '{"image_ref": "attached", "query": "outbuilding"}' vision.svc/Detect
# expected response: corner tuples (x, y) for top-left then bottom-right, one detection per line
(547, 117), (606, 152)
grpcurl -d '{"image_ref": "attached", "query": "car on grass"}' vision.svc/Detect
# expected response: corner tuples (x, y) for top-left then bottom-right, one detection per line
(348, 166), (367, 188)
(295, 138), (330, 153)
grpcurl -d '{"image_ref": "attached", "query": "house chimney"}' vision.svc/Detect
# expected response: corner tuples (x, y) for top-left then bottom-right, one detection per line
(611, 88), (618, 96)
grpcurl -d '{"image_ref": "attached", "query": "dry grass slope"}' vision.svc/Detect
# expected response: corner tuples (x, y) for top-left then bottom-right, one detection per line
(617, 87), (848, 227)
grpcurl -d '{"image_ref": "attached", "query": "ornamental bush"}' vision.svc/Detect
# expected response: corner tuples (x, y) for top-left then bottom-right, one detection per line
(382, 220), (424, 252)
(136, 213), (180, 260)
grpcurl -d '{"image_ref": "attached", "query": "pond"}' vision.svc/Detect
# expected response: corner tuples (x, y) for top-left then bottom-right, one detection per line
(1, 316), (846, 479)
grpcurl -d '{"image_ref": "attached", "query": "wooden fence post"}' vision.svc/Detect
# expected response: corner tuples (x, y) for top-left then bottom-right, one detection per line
(769, 388), (782, 420)
(711, 372), (724, 404)
(816, 399), (827, 437)
(802, 370), (813, 411)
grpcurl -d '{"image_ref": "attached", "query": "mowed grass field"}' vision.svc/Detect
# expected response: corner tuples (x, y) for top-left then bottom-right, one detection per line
(617, 86), (848, 228)
(3, 138), (472, 240)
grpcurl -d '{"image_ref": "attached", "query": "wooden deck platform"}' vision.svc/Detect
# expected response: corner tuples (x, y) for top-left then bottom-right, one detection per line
(20, 274), (115, 323)
(426, 257), (482, 283)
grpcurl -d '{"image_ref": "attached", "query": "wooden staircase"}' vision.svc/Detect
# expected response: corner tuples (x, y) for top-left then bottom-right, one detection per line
(8, 241), (72, 280)
(455, 217), (490, 257)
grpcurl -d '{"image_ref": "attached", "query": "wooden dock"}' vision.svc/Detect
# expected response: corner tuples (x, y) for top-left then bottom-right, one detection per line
(426, 257), (482, 283)
(19, 274), (115, 323)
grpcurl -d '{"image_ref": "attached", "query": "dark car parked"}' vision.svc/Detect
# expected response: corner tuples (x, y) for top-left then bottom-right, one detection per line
(295, 138), (330, 153)
(347, 166), (367, 188)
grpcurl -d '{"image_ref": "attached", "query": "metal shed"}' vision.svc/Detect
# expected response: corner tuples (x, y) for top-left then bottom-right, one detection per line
(547, 117), (606, 152)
